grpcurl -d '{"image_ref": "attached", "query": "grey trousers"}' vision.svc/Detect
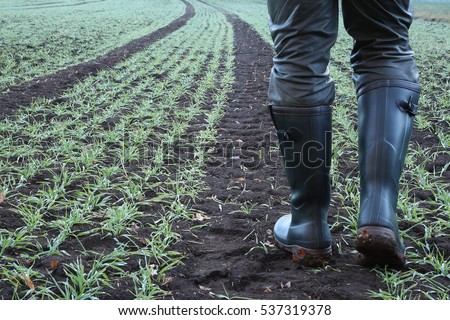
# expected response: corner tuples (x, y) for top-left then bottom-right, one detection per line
(268, 0), (420, 107)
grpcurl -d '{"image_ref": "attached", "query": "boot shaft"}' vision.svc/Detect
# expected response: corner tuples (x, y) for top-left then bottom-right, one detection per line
(358, 80), (420, 232)
(269, 105), (332, 250)
(270, 106), (332, 184)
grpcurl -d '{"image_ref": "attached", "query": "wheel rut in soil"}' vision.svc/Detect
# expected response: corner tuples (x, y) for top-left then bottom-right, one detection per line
(167, 10), (383, 300)
(0, 0), (195, 119)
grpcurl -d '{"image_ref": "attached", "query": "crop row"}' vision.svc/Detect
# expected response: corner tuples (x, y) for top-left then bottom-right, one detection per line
(0, 0), (234, 299)
(0, 0), (185, 91)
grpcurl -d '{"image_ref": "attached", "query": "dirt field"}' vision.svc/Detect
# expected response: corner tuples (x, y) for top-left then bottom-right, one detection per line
(1, 0), (449, 300)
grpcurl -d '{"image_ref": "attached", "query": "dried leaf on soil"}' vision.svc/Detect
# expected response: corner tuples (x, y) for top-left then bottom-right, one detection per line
(22, 273), (35, 290)
(193, 212), (210, 222)
(199, 285), (211, 291)
(234, 177), (246, 183)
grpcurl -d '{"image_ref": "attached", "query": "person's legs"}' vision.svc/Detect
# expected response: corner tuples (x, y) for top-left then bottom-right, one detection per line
(268, 0), (338, 107)
(343, 0), (421, 266)
(342, 0), (420, 90)
(267, 0), (338, 266)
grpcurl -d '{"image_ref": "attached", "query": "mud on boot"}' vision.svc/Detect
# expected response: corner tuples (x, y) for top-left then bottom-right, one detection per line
(356, 226), (405, 267)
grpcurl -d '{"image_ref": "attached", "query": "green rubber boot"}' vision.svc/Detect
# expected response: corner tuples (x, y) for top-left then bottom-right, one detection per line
(356, 80), (420, 267)
(269, 105), (332, 266)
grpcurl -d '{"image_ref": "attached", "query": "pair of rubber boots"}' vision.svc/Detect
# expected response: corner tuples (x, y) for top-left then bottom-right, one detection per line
(270, 80), (420, 267)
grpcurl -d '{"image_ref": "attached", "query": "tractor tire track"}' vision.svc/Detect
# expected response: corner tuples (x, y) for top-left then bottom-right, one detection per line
(0, 0), (195, 119)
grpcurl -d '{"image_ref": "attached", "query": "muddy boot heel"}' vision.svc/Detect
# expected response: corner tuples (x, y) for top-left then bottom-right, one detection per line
(356, 226), (405, 267)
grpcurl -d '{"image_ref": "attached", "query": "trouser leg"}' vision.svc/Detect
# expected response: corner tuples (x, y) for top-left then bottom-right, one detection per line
(268, 0), (338, 107)
(342, 0), (420, 90)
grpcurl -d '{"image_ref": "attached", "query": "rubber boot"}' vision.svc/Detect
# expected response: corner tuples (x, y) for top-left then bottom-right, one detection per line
(356, 80), (420, 267)
(269, 105), (332, 267)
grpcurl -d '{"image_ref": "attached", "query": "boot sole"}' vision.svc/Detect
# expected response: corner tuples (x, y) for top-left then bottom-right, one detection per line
(274, 239), (332, 267)
(356, 226), (405, 267)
